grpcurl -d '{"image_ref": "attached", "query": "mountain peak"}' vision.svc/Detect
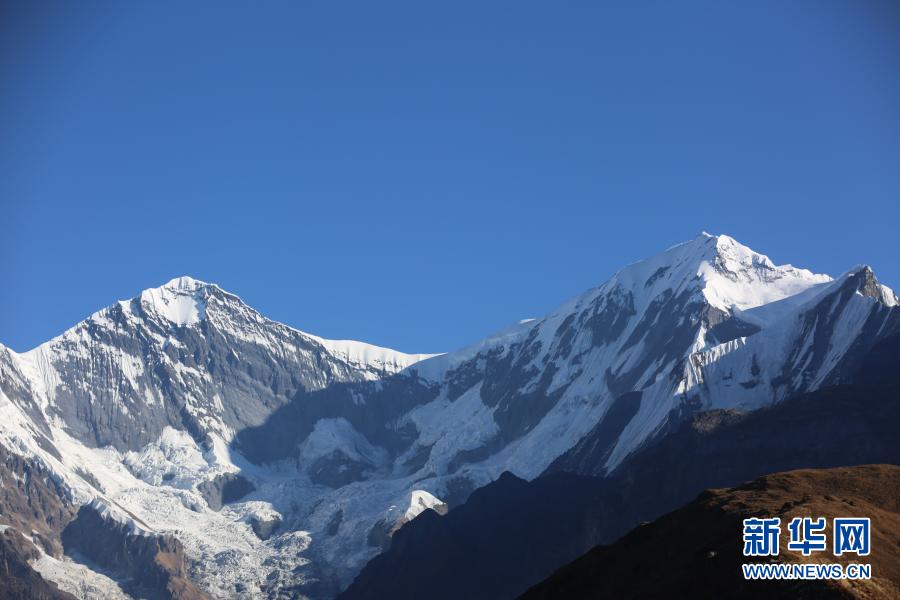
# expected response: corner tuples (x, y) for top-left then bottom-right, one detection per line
(698, 234), (831, 312)
(683, 232), (772, 267)
(708, 233), (777, 275)
(161, 275), (211, 292)
(139, 276), (211, 326)
(608, 234), (832, 315)
(842, 265), (898, 307)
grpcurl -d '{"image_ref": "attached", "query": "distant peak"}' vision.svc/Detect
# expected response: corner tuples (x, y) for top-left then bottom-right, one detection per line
(714, 233), (742, 248)
(697, 235), (831, 311)
(712, 234), (775, 268)
(661, 232), (762, 268)
(686, 232), (760, 259)
(843, 265), (897, 307)
(609, 233), (832, 315)
(138, 277), (211, 326)
(679, 232), (777, 271)
(162, 276), (210, 292)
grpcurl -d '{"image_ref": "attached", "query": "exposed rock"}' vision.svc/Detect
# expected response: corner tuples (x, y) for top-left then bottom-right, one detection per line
(250, 516), (281, 541)
(0, 528), (76, 600)
(0, 444), (75, 556)
(6, 278), (430, 454)
(325, 509), (344, 536)
(0, 443), (208, 599)
(61, 503), (208, 600)
(197, 473), (255, 511)
(366, 518), (393, 549)
(309, 451), (371, 488)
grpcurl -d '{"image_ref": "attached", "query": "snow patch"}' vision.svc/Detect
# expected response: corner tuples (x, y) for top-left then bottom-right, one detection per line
(140, 278), (207, 326)
(307, 335), (440, 375)
(404, 490), (446, 521)
(32, 552), (130, 600)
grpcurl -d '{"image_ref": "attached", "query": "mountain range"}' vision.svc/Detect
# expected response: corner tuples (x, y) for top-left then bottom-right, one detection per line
(1, 232), (897, 599)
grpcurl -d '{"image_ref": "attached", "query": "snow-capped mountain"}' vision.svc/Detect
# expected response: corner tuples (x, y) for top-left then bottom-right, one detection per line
(0, 233), (897, 599)
(6, 275), (434, 452)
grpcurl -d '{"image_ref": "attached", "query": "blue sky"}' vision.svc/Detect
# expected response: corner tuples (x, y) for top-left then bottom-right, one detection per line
(2, 1), (899, 354)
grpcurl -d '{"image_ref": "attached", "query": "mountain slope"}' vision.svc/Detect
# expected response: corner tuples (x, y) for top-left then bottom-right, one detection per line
(1, 234), (897, 598)
(522, 465), (900, 600)
(0, 277), (439, 597)
(3, 275), (434, 452)
(339, 333), (900, 600)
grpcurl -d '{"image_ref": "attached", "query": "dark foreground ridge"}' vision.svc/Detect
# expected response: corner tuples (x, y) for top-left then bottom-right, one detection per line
(522, 465), (900, 599)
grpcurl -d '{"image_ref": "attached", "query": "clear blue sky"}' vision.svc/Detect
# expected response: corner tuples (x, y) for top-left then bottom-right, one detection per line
(2, 1), (899, 354)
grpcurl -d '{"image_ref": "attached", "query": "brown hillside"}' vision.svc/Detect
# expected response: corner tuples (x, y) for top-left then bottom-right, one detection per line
(522, 465), (900, 599)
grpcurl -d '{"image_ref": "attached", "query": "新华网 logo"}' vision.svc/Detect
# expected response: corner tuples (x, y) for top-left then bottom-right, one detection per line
(741, 516), (872, 580)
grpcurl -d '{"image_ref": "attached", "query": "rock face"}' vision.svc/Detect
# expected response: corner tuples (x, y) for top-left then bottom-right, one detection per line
(0, 443), (83, 598)
(61, 504), (208, 600)
(0, 443), (206, 600)
(249, 516), (281, 541)
(522, 465), (900, 600)
(7, 276), (433, 454)
(0, 528), (76, 600)
(0, 234), (898, 598)
(0, 444), (75, 556)
(197, 473), (255, 511)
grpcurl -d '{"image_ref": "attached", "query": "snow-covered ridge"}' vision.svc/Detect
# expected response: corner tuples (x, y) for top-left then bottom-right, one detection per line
(468, 232), (835, 375)
(147, 276), (440, 371)
(154, 276), (439, 365)
(306, 334), (441, 374)
(601, 232), (832, 312)
(700, 233), (833, 311)
(18, 275), (437, 376)
(2, 274), (442, 459)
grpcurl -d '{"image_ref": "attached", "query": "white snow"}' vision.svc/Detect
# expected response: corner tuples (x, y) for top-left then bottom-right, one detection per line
(699, 234), (832, 312)
(297, 418), (388, 471)
(404, 490), (445, 521)
(32, 553), (130, 600)
(306, 334), (441, 375)
(140, 277), (207, 326)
